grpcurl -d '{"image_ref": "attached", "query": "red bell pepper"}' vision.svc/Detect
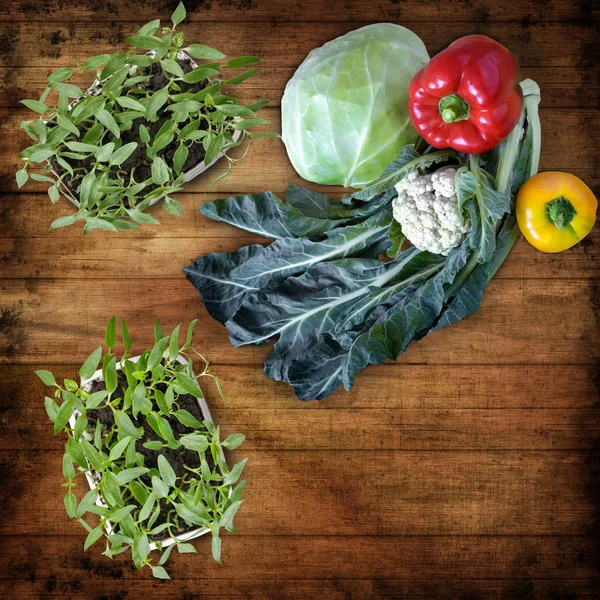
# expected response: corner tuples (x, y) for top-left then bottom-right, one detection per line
(408, 35), (523, 154)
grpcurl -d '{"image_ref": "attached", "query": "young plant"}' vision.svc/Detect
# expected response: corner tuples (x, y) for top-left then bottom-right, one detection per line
(17, 2), (276, 234)
(37, 317), (247, 579)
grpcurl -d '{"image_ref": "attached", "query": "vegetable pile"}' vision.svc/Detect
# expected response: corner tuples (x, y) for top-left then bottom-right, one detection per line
(185, 78), (541, 400)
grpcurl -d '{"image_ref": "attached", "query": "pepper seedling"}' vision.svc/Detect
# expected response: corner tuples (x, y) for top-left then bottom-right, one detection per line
(17, 2), (277, 234)
(37, 317), (247, 579)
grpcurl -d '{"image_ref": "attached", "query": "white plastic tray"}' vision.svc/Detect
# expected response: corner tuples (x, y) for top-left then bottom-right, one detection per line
(68, 353), (220, 550)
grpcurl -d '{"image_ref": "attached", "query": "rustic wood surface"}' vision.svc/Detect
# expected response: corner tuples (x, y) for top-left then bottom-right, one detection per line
(1, 0), (599, 598)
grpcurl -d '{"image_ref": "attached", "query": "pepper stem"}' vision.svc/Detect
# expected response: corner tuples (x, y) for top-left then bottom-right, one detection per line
(545, 196), (577, 229)
(438, 94), (470, 123)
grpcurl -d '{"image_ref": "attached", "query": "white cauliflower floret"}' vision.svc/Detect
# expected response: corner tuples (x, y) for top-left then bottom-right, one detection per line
(392, 167), (471, 256)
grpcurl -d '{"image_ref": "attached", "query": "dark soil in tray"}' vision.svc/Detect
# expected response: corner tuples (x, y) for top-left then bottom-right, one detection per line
(51, 57), (212, 205)
(86, 371), (216, 541)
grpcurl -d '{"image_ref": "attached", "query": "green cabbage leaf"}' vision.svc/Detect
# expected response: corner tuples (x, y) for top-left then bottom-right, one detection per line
(281, 24), (429, 188)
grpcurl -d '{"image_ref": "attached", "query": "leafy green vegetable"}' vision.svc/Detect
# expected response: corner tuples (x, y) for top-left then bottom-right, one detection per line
(281, 23), (429, 188)
(186, 80), (541, 401)
(37, 315), (246, 578)
(16, 2), (274, 234)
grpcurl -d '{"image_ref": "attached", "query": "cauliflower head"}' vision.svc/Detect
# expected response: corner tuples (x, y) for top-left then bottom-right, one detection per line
(392, 167), (471, 256)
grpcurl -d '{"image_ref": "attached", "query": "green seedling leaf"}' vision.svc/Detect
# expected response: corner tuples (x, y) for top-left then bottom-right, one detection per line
(168, 324), (181, 361)
(73, 413), (88, 440)
(121, 318), (132, 353)
(117, 467), (149, 485)
(152, 475), (169, 498)
(211, 535), (222, 564)
(85, 54), (110, 69)
(45, 396), (58, 421)
(96, 109), (120, 138)
(138, 491), (156, 521)
(48, 67), (73, 83)
(246, 99), (269, 112)
(184, 319), (197, 348)
(15, 168), (29, 189)
(62, 452), (75, 479)
(163, 196), (183, 216)
(109, 436), (132, 461)
(49, 82), (83, 98)
(137, 19), (160, 36)
(223, 458), (248, 486)
(147, 335), (169, 370)
(143, 440), (163, 451)
(219, 499), (243, 531)
(146, 87), (169, 120)
(110, 142), (137, 166)
(86, 390), (108, 409)
(126, 210), (160, 225)
(216, 104), (256, 118)
(184, 44), (226, 60)
(29, 173), (55, 183)
(77, 488), (99, 518)
(49, 215), (77, 231)
(232, 118), (271, 131)
(182, 67), (220, 83)
(67, 437), (87, 469)
(174, 409), (202, 428)
(151, 565), (170, 580)
(173, 143), (188, 174)
(20, 99), (49, 114)
(157, 417), (178, 447)
(64, 490), (77, 518)
(57, 114), (80, 137)
(18, 143), (55, 162)
(176, 372), (203, 398)
(64, 378), (79, 392)
(103, 471), (122, 507)
(225, 56), (260, 69)
(157, 455), (177, 487)
(227, 68), (259, 85)
(125, 35), (168, 52)
(177, 543), (197, 554)
(48, 184), (60, 204)
(174, 503), (207, 527)
(105, 316), (117, 351)
(115, 411), (142, 439)
(80, 346), (103, 381)
(116, 96), (146, 113)
(84, 526), (104, 550)
(132, 381), (146, 418)
(222, 433), (245, 450)
(180, 434), (209, 452)
(171, 1), (186, 26)
(54, 394), (75, 434)
(129, 480), (149, 506)
(164, 386), (175, 410)
(110, 505), (136, 523)
(151, 156), (169, 186)
(158, 543), (175, 566)
(36, 369), (57, 386)
(65, 141), (98, 154)
(161, 58), (184, 78)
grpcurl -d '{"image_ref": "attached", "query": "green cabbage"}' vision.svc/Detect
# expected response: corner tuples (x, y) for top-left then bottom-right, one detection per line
(281, 24), (429, 188)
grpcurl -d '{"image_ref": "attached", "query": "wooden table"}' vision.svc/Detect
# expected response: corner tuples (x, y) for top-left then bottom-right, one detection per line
(1, 1), (599, 598)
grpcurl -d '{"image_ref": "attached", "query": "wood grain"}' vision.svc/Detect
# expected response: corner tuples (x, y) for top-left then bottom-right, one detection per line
(0, 0), (599, 598)
(0, 0), (597, 22)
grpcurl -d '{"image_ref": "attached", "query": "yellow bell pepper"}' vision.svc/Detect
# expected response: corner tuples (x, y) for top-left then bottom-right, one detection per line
(516, 171), (597, 253)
